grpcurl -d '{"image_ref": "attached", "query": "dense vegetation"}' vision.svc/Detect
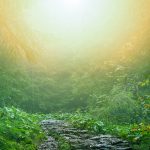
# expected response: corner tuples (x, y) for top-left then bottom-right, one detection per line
(51, 112), (150, 150)
(0, 42), (150, 149)
(0, 46), (150, 116)
(1, 107), (149, 149)
(0, 107), (44, 149)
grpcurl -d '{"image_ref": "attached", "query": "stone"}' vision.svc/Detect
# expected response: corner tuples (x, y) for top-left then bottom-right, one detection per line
(39, 120), (132, 150)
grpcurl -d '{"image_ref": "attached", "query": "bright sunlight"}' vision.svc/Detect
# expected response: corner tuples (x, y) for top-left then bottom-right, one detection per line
(22, 0), (142, 54)
(0, 0), (150, 57)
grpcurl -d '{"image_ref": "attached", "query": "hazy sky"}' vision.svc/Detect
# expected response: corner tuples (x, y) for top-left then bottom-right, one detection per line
(0, 0), (150, 59)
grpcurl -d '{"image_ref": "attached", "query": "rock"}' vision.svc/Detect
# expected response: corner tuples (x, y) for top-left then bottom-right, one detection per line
(39, 120), (132, 150)
(39, 136), (58, 150)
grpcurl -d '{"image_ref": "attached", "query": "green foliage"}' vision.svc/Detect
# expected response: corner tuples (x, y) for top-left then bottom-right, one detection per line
(48, 131), (71, 150)
(129, 124), (150, 150)
(57, 137), (71, 150)
(51, 112), (150, 150)
(52, 112), (105, 133)
(106, 123), (150, 150)
(0, 26), (150, 149)
(89, 86), (138, 124)
(0, 107), (45, 150)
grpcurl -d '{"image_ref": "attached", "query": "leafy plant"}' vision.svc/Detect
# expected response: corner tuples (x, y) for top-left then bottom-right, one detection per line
(0, 107), (45, 150)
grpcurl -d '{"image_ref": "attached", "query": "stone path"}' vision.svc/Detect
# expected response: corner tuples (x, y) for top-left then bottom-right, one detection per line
(38, 120), (132, 150)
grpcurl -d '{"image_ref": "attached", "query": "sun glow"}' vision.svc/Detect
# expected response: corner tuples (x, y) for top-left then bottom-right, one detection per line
(1, 0), (149, 59)
(64, 0), (81, 7)
(23, 0), (137, 53)
(24, 0), (84, 32)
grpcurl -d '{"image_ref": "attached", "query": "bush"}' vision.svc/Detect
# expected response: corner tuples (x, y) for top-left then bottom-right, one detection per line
(0, 107), (45, 150)
(90, 86), (138, 124)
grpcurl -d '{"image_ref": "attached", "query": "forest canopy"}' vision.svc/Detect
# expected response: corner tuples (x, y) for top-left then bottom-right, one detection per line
(0, 0), (149, 113)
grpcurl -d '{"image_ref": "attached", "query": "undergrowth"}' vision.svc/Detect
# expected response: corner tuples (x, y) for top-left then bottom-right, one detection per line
(48, 130), (71, 150)
(0, 107), (45, 150)
(50, 112), (150, 150)
(0, 107), (149, 150)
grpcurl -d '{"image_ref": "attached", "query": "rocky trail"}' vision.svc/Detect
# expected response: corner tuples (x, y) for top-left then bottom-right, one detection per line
(38, 120), (132, 150)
